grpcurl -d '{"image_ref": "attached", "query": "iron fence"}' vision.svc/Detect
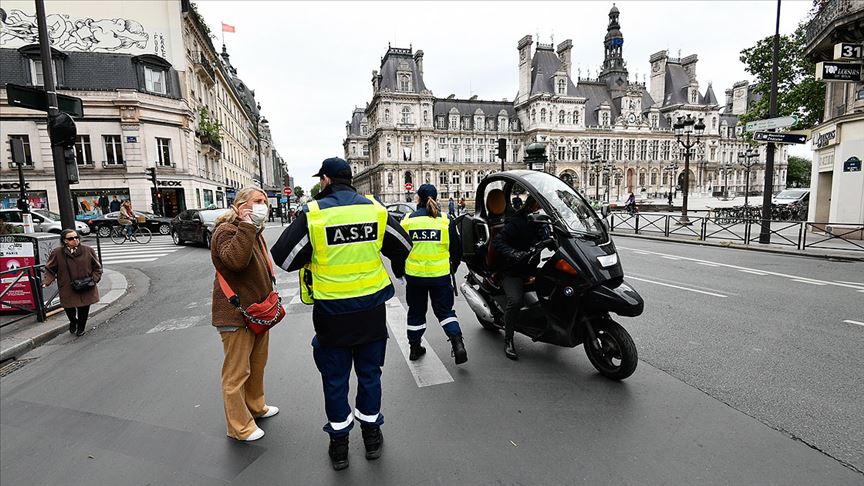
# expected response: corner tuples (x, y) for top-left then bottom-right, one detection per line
(0, 264), (59, 327)
(608, 211), (864, 254)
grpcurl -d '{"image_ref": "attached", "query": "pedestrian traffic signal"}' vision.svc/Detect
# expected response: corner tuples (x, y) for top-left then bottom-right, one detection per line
(145, 167), (157, 185)
(497, 138), (507, 160)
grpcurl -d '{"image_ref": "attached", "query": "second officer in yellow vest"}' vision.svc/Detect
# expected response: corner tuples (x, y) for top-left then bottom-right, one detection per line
(401, 184), (467, 364)
(270, 158), (412, 471)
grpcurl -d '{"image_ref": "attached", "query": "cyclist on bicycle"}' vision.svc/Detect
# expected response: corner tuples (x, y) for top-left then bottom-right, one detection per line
(624, 192), (636, 215)
(119, 200), (135, 238)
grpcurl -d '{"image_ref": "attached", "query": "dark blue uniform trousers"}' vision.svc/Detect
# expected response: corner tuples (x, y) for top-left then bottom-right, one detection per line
(405, 278), (462, 344)
(311, 336), (386, 438)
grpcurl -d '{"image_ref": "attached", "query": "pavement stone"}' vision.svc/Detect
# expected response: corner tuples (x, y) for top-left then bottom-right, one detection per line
(0, 268), (128, 363)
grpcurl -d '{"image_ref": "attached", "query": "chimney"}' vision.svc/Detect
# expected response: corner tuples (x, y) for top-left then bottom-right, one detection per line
(649, 50), (668, 106)
(681, 54), (698, 82)
(724, 88), (733, 109)
(732, 81), (749, 115)
(414, 50), (424, 77)
(556, 39), (573, 77)
(517, 35), (534, 105)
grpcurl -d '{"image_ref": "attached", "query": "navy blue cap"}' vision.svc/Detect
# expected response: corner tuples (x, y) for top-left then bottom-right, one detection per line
(313, 157), (352, 179)
(417, 184), (437, 200)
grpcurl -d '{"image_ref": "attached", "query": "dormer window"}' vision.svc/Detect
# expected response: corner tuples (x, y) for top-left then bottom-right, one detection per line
(145, 66), (167, 94)
(573, 111), (580, 124)
(557, 79), (566, 95)
(690, 89), (698, 104)
(399, 74), (411, 91)
(30, 59), (58, 87)
(133, 54), (173, 96)
(540, 108), (546, 123)
(602, 112), (610, 126)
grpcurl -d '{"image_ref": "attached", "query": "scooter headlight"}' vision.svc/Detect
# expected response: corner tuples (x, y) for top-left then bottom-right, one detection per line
(597, 253), (618, 268)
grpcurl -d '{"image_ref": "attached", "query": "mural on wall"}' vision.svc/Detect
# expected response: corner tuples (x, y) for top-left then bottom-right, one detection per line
(0, 7), (156, 54)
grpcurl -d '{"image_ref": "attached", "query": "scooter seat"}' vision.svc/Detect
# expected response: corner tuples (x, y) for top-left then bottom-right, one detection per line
(489, 272), (535, 286)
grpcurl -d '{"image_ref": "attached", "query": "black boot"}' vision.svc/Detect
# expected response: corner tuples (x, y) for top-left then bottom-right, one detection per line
(328, 435), (349, 470)
(409, 343), (426, 361)
(68, 320), (76, 335)
(361, 426), (383, 460)
(76, 321), (85, 336)
(504, 335), (518, 360)
(450, 336), (467, 365)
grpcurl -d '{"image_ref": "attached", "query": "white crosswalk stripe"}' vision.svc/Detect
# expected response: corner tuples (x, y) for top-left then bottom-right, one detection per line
(95, 238), (186, 265)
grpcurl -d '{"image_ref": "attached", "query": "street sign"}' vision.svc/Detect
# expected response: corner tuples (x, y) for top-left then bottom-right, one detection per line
(404, 183), (413, 191)
(5, 83), (84, 117)
(283, 187), (292, 196)
(834, 43), (863, 60)
(744, 115), (798, 132)
(753, 132), (807, 144)
(844, 156), (861, 173)
(815, 61), (863, 82)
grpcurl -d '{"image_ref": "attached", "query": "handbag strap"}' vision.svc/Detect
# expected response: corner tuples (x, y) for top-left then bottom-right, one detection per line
(216, 236), (274, 307)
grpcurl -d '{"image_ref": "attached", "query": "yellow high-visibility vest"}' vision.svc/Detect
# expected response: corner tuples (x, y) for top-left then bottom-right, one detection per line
(401, 213), (450, 278)
(301, 195), (390, 302)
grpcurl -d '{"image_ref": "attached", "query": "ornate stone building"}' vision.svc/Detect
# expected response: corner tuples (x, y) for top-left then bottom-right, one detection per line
(346, 6), (787, 204)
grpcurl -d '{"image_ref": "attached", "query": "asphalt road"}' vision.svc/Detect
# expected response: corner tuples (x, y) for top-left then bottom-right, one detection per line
(1, 228), (861, 485)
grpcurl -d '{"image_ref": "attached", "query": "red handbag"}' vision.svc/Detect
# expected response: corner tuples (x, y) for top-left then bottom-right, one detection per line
(216, 237), (285, 334)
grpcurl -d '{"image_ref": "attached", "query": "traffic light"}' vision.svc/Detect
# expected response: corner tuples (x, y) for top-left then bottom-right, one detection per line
(49, 113), (77, 148)
(497, 138), (507, 160)
(145, 167), (157, 185)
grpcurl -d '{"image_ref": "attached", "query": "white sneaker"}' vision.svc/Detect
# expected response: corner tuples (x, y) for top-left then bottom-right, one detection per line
(242, 428), (265, 442)
(260, 405), (279, 418)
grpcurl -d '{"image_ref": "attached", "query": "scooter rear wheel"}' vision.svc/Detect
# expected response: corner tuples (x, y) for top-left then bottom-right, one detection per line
(584, 319), (638, 380)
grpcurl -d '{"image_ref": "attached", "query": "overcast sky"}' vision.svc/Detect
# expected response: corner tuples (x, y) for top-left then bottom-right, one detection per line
(196, 0), (814, 190)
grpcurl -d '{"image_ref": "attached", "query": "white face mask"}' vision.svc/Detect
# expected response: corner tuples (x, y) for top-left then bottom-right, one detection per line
(250, 203), (269, 224)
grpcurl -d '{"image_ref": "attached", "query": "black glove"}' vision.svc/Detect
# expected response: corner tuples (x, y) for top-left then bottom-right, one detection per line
(510, 250), (530, 263)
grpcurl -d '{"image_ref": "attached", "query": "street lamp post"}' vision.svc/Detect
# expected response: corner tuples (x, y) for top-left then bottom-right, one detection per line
(738, 148), (759, 208)
(253, 102), (265, 191)
(672, 114), (706, 224)
(604, 162), (615, 203)
(719, 160), (734, 200)
(664, 161), (679, 208)
(589, 156), (606, 202)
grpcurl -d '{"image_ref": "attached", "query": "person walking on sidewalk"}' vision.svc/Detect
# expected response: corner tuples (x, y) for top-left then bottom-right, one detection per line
(270, 157), (412, 470)
(401, 184), (467, 364)
(42, 229), (102, 337)
(211, 187), (279, 442)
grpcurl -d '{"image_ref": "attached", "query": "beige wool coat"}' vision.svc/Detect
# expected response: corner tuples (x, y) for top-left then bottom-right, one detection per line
(43, 245), (103, 308)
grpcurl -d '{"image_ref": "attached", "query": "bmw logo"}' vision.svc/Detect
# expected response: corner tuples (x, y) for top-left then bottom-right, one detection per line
(563, 286), (574, 297)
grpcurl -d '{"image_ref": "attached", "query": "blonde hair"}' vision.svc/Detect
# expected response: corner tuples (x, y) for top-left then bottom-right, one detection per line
(419, 196), (439, 218)
(215, 186), (268, 226)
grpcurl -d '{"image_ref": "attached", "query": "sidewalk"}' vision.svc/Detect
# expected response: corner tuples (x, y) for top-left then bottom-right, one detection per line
(0, 268), (128, 362)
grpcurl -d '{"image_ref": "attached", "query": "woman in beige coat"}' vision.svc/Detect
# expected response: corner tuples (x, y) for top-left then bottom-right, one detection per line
(42, 229), (102, 336)
(211, 187), (279, 442)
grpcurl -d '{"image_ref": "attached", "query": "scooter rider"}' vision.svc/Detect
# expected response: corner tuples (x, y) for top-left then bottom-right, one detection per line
(270, 158), (412, 470)
(401, 184), (467, 364)
(491, 195), (542, 360)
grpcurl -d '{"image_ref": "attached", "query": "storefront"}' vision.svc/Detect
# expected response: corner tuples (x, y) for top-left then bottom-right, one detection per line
(1, 188), (49, 210)
(150, 180), (187, 218)
(70, 189), (130, 220)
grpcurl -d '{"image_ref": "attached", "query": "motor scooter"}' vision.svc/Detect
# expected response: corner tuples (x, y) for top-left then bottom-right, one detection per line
(456, 170), (643, 380)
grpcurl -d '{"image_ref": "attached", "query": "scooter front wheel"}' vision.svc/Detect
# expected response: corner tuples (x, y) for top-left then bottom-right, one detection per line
(584, 319), (638, 380)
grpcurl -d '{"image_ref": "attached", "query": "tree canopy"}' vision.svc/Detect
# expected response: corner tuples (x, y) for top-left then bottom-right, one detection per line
(738, 24), (825, 130)
(293, 186), (304, 198)
(786, 156), (812, 188)
(310, 183), (321, 197)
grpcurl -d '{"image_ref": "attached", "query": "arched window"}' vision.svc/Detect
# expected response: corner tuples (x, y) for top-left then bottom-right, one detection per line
(423, 110), (429, 122)
(400, 74), (410, 91)
(425, 172), (430, 183)
(404, 171), (412, 184)
(558, 146), (565, 160)
(439, 172), (448, 185)
(452, 171), (460, 185)
(558, 79), (566, 95)
(540, 108), (547, 123)
(387, 172), (393, 186)
(384, 109), (390, 123)
(559, 110), (565, 125)
(401, 106), (412, 124)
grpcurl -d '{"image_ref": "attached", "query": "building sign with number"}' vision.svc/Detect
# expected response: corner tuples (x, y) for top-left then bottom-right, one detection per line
(834, 43), (863, 61)
(816, 61), (863, 82)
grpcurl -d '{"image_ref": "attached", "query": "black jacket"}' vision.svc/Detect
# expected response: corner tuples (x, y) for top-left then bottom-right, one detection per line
(492, 209), (541, 276)
(270, 183), (412, 346)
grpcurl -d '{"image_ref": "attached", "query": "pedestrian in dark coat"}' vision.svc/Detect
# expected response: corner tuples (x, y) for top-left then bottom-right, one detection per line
(42, 229), (102, 336)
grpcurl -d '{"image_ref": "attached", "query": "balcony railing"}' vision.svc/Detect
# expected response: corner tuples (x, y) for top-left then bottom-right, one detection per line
(194, 53), (216, 86)
(806, 0), (864, 46)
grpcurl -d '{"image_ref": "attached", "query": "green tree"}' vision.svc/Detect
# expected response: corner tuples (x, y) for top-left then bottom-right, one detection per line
(786, 155), (812, 188)
(738, 24), (825, 131)
(310, 183), (321, 197)
(293, 186), (304, 199)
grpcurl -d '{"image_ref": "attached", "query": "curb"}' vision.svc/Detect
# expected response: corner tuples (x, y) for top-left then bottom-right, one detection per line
(610, 232), (864, 262)
(0, 269), (128, 363)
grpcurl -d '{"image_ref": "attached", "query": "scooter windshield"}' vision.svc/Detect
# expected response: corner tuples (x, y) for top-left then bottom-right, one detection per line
(520, 172), (606, 237)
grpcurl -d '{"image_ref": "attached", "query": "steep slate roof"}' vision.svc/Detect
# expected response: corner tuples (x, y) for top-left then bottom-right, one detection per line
(573, 81), (617, 126)
(702, 84), (718, 105)
(662, 63), (692, 106)
(348, 108), (365, 136)
(641, 91), (656, 112)
(529, 45), (578, 96)
(379, 48), (428, 92)
(433, 99), (516, 118)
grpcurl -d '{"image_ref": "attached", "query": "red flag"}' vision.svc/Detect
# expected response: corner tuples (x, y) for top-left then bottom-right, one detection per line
(221, 22), (235, 33)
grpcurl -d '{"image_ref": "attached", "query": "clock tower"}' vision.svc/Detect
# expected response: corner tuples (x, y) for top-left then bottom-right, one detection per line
(598, 4), (629, 99)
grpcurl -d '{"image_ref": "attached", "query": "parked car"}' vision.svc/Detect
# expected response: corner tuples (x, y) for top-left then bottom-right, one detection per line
(170, 208), (230, 248)
(85, 210), (173, 237)
(0, 208), (90, 235)
(772, 188), (810, 206)
(386, 203), (414, 221)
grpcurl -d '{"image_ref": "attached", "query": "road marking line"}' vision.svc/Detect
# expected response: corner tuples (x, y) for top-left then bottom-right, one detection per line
(843, 320), (864, 327)
(617, 246), (864, 291)
(147, 315), (205, 333)
(288, 295), (303, 305)
(386, 298), (454, 388)
(836, 281), (864, 286)
(791, 279), (827, 286)
(739, 269), (767, 276)
(661, 256), (680, 260)
(628, 276), (727, 298)
(695, 262), (719, 267)
(100, 252), (175, 258)
(102, 258), (159, 264)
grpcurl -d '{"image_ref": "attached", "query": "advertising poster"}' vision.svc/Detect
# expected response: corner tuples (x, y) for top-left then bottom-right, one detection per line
(0, 237), (36, 312)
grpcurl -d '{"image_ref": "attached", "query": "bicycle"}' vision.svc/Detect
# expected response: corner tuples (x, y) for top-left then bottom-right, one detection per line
(109, 223), (152, 245)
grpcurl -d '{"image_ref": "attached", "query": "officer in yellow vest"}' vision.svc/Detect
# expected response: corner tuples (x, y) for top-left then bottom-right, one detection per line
(270, 158), (412, 470)
(401, 184), (467, 364)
